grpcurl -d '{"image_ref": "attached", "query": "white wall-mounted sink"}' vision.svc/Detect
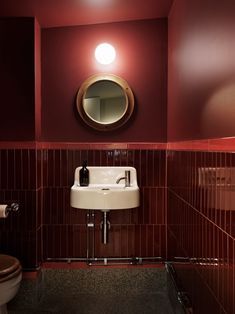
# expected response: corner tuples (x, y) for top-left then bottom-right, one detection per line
(70, 167), (140, 212)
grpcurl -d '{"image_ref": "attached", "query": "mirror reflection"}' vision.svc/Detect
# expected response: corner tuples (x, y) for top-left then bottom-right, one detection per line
(83, 81), (127, 124)
(76, 74), (134, 131)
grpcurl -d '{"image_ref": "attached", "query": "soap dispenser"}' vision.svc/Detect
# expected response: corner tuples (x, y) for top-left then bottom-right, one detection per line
(79, 160), (89, 186)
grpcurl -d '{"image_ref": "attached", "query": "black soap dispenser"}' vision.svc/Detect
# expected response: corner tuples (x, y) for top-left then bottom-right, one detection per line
(79, 160), (89, 186)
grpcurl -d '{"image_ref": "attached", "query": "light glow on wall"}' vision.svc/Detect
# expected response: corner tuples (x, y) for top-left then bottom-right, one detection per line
(95, 43), (116, 65)
(202, 82), (235, 136)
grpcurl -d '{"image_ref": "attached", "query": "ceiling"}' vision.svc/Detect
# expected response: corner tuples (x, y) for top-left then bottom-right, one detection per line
(0, 0), (174, 28)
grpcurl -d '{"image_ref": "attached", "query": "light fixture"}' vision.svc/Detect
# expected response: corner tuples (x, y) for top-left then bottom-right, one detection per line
(95, 43), (116, 65)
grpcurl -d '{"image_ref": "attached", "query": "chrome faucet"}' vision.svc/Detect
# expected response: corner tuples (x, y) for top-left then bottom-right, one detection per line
(116, 170), (131, 187)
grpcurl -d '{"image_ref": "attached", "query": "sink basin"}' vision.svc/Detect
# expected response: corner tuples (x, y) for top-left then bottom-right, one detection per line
(70, 167), (140, 212)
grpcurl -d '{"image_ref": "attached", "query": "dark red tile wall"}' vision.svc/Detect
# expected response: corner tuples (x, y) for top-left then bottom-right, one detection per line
(2, 141), (234, 313)
(0, 146), (167, 268)
(0, 149), (42, 269)
(167, 149), (235, 314)
(42, 149), (167, 260)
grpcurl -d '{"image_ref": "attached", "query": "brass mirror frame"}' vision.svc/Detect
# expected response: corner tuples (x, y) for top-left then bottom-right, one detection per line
(76, 74), (134, 131)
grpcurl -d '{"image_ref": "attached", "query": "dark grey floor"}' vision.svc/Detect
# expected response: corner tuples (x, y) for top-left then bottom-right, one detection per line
(8, 267), (175, 314)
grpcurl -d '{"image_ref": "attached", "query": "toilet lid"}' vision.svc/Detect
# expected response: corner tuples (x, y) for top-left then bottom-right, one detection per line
(0, 254), (21, 277)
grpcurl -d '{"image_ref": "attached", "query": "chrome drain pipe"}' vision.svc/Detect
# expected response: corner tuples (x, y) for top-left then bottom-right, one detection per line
(100, 212), (110, 244)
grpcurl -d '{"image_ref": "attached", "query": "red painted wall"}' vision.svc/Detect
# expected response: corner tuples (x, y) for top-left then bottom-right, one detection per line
(0, 18), (35, 141)
(41, 19), (167, 142)
(35, 19), (41, 140)
(168, 0), (235, 141)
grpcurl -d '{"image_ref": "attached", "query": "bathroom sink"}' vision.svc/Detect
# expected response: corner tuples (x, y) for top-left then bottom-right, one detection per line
(70, 167), (140, 212)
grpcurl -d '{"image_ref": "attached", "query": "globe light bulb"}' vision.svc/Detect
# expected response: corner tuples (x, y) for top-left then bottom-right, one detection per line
(95, 43), (116, 65)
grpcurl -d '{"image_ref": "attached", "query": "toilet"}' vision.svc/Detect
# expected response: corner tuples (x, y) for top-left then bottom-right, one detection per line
(0, 255), (22, 314)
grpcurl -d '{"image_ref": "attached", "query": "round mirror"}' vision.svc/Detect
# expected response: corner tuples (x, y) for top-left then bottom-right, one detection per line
(76, 74), (134, 131)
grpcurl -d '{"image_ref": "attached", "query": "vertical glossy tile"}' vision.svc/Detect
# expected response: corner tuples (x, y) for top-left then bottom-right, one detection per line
(157, 188), (165, 224)
(127, 225), (135, 257)
(29, 149), (36, 189)
(0, 150), (8, 189)
(139, 150), (147, 187)
(67, 150), (74, 185)
(15, 149), (23, 190)
(153, 225), (161, 257)
(150, 187), (157, 224)
(37, 226), (42, 268)
(47, 150), (54, 187)
(22, 150), (30, 189)
(72, 225), (87, 257)
(134, 224), (141, 257)
(7, 149), (15, 189)
(54, 149), (61, 187)
(36, 149), (42, 189)
(127, 150), (134, 167)
(120, 225), (128, 257)
(133, 150), (141, 185)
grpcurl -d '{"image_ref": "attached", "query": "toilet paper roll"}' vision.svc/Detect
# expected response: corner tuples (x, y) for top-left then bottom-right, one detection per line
(0, 205), (9, 218)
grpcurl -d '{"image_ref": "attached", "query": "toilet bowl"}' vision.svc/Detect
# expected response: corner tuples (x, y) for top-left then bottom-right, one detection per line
(0, 255), (22, 314)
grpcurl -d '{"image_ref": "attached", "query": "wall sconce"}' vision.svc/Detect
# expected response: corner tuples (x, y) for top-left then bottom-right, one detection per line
(95, 43), (116, 65)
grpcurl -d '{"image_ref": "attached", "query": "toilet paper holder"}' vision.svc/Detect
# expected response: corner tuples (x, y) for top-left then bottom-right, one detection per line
(0, 203), (19, 219)
(6, 203), (19, 213)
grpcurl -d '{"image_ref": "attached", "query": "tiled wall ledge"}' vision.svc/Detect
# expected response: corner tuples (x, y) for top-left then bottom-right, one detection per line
(0, 142), (37, 149)
(37, 142), (167, 150)
(0, 142), (167, 150)
(1, 138), (235, 151)
(167, 137), (235, 152)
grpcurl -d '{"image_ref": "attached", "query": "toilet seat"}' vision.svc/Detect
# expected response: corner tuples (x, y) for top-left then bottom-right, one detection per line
(0, 255), (21, 283)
